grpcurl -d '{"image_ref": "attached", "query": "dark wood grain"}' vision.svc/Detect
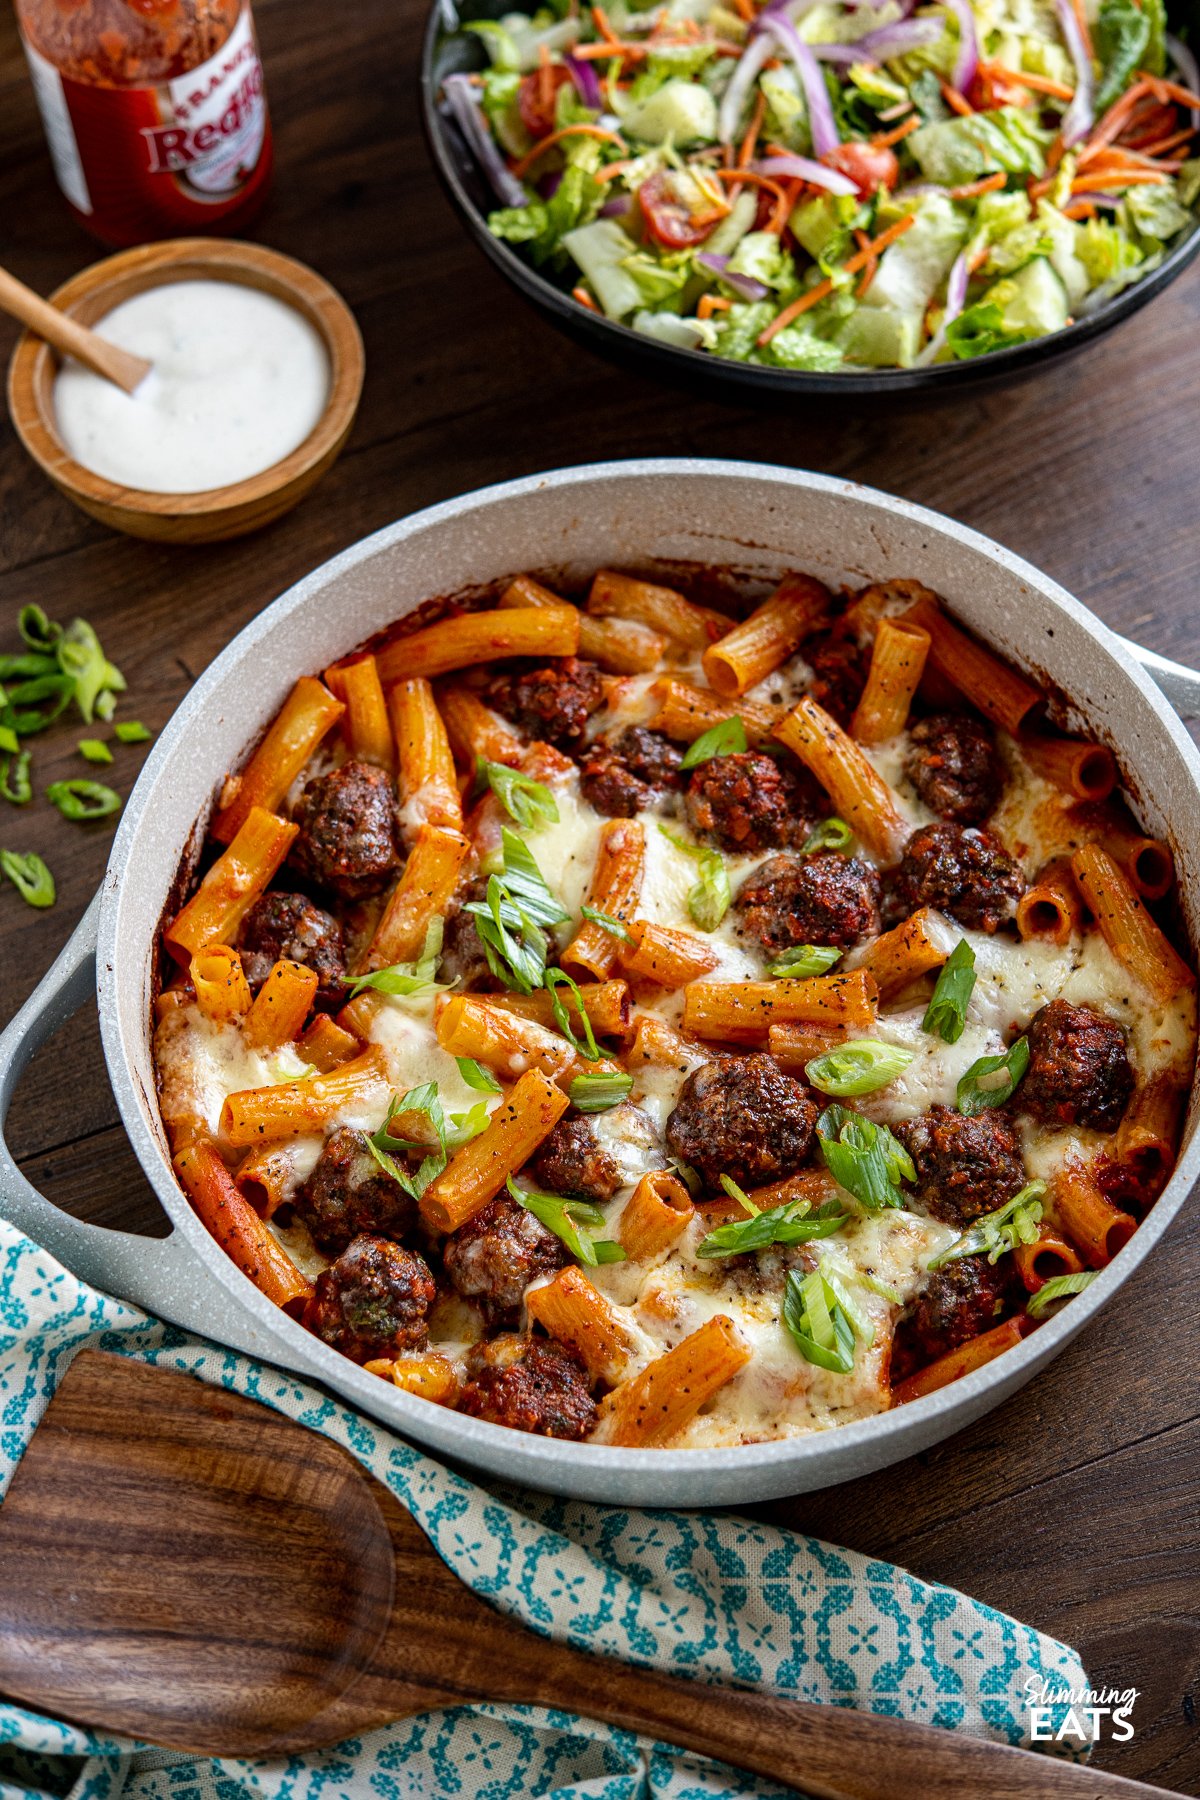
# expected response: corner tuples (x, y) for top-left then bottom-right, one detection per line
(0, 1351), (1182, 1800)
(0, 0), (1197, 1787)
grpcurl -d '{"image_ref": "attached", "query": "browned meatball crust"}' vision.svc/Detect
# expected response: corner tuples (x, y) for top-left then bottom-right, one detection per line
(438, 879), (496, 991)
(684, 752), (815, 855)
(891, 1254), (1020, 1384)
(484, 657), (604, 751)
(458, 1335), (597, 1438)
(735, 851), (881, 954)
(302, 1235), (436, 1363)
(442, 1194), (570, 1325)
(580, 726), (684, 817)
(1020, 999), (1134, 1133)
(805, 631), (867, 725)
(238, 891), (347, 1004)
(293, 1127), (417, 1253)
(291, 759), (401, 901)
(905, 714), (1001, 825)
(885, 824), (1023, 932)
(897, 1104), (1027, 1227)
(530, 1115), (623, 1204)
(666, 1053), (818, 1190)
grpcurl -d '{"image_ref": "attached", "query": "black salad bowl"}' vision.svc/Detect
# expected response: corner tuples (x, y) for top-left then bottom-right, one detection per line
(420, 0), (1200, 396)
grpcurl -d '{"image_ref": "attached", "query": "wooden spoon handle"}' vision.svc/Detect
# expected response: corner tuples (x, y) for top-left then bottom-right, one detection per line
(535, 1659), (1179, 1800)
(0, 266), (151, 394)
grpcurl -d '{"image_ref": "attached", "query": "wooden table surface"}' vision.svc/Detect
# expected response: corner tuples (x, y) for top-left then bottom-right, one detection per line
(2, 0), (1198, 1788)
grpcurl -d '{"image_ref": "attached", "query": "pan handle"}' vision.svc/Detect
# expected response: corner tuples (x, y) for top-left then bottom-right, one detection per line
(0, 895), (258, 1344)
(1120, 636), (1200, 719)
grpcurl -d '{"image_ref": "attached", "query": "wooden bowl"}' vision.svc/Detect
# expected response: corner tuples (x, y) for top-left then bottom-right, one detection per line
(6, 239), (364, 544)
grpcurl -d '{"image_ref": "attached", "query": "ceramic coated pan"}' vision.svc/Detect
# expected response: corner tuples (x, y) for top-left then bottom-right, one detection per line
(2, 459), (1198, 1506)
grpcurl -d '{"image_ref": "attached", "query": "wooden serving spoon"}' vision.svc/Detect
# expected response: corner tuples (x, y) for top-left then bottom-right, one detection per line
(0, 265), (151, 393)
(0, 1351), (1178, 1800)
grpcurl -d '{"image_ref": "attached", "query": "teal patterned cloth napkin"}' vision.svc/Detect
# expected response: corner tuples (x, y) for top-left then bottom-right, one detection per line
(0, 1218), (1087, 1800)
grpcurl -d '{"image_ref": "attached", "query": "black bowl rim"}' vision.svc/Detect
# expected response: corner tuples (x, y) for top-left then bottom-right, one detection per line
(419, 0), (1200, 395)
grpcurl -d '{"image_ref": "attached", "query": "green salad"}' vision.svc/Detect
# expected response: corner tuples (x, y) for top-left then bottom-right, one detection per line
(441, 0), (1200, 369)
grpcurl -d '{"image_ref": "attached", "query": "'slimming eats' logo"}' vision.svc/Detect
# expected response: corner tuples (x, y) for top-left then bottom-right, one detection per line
(1025, 1676), (1138, 1743)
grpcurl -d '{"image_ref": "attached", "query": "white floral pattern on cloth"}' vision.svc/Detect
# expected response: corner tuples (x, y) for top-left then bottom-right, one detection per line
(0, 1221), (1088, 1800)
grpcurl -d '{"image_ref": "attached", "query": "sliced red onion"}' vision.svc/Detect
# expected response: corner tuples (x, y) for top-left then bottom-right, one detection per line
(718, 31), (775, 145)
(760, 13), (840, 154)
(914, 249), (970, 365)
(1055, 0), (1095, 146)
(442, 73), (528, 208)
(813, 18), (944, 62)
(537, 168), (564, 198)
(1167, 33), (1200, 127)
(755, 153), (860, 193)
(564, 51), (602, 111)
(938, 0), (978, 94)
(599, 193), (633, 217)
(1068, 189), (1121, 208)
(695, 250), (771, 300)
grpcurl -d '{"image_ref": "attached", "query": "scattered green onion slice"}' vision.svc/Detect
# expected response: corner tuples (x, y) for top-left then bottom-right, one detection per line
(18, 606), (61, 653)
(659, 824), (731, 932)
(922, 939), (977, 1044)
(927, 1181), (1047, 1270)
(77, 738), (113, 765)
(447, 1100), (494, 1146)
(0, 725), (17, 757)
(456, 1056), (502, 1094)
(0, 849), (55, 909)
(366, 1083), (449, 1197)
(802, 817), (852, 855)
(475, 755), (559, 830)
(815, 1103), (914, 1212)
(767, 945), (842, 979)
(782, 1265), (858, 1373)
(679, 715), (747, 770)
(114, 720), (152, 744)
(1026, 1270), (1097, 1319)
(0, 752), (32, 806)
(348, 918), (450, 1001)
(56, 619), (126, 724)
(464, 828), (569, 993)
(568, 1068), (634, 1113)
(957, 1036), (1030, 1115)
(697, 1186), (849, 1259)
(544, 965), (602, 1061)
(805, 1038), (914, 1097)
(580, 904), (635, 943)
(507, 1175), (625, 1265)
(46, 778), (121, 821)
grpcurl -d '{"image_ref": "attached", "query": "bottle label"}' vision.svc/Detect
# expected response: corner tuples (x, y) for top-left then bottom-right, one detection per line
(21, 3), (271, 245)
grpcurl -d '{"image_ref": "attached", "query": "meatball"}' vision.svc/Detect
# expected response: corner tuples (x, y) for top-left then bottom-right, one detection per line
(735, 851), (880, 954)
(458, 1335), (597, 1439)
(302, 1235), (436, 1363)
(438, 880), (495, 990)
(897, 1104), (1027, 1227)
(443, 1194), (569, 1325)
(483, 656), (604, 751)
(666, 1053), (818, 1190)
(885, 823), (1023, 932)
(1020, 999), (1134, 1133)
(805, 631), (867, 725)
(293, 1127), (416, 1253)
(238, 891), (347, 1005)
(905, 713), (1001, 825)
(292, 759), (401, 901)
(891, 1255), (1019, 1384)
(580, 726), (683, 817)
(684, 751), (815, 855)
(530, 1115), (623, 1204)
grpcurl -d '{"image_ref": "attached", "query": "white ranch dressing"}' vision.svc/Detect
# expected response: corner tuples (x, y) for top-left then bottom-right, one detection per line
(54, 279), (330, 494)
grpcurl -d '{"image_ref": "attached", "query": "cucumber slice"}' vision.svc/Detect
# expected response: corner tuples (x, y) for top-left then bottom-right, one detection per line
(838, 307), (924, 368)
(562, 220), (643, 320)
(621, 78), (718, 146)
(986, 256), (1069, 335)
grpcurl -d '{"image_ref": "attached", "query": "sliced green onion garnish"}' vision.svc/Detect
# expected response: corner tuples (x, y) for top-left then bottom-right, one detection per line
(679, 714), (748, 770)
(77, 738), (113, 765)
(475, 755), (559, 830)
(922, 939), (976, 1044)
(544, 965), (602, 1061)
(456, 1056), (502, 1094)
(46, 778), (121, 821)
(659, 824), (731, 932)
(815, 1103), (914, 1212)
(957, 1036), (1030, 1115)
(580, 903), (635, 943)
(767, 944), (843, 978)
(805, 1038), (914, 1097)
(114, 720), (152, 744)
(507, 1175), (625, 1265)
(568, 1068), (633, 1113)
(928, 1181), (1046, 1270)
(782, 1266), (857, 1373)
(1026, 1270), (1097, 1319)
(0, 751), (32, 806)
(0, 849), (55, 909)
(348, 917), (450, 1001)
(802, 817), (852, 855)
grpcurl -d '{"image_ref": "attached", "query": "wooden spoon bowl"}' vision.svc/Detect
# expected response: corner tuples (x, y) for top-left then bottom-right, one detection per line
(6, 239), (364, 544)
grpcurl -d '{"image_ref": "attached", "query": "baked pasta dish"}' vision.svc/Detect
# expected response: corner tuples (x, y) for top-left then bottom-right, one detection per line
(155, 568), (1197, 1447)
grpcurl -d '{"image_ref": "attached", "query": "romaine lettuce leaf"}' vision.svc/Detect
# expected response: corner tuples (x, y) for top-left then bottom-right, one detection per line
(944, 300), (1031, 358)
(908, 106), (1052, 183)
(762, 327), (844, 370)
(1094, 0), (1151, 113)
(1122, 182), (1194, 242)
(728, 230), (797, 291)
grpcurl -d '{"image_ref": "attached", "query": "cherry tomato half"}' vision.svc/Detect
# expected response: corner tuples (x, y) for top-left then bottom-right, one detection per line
(518, 66), (572, 140)
(637, 170), (722, 249)
(823, 142), (900, 195)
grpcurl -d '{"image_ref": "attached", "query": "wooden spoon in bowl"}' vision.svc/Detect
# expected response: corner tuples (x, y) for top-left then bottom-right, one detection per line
(0, 264), (150, 393)
(0, 1351), (1179, 1800)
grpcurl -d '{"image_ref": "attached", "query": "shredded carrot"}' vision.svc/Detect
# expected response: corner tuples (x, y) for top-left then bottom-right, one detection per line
(738, 89), (768, 168)
(940, 81), (975, 116)
(871, 113), (920, 148)
(1069, 0), (1094, 63)
(732, 0), (755, 20)
(947, 171), (1008, 198)
(713, 168), (787, 201)
(571, 38), (647, 59)
(572, 286), (599, 311)
(1063, 200), (1097, 218)
(769, 176), (801, 233)
(595, 159), (633, 180)
(1070, 169), (1167, 189)
(985, 63), (1075, 101)
(592, 4), (621, 44)
(757, 212), (917, 344)
(697, 293), (733, 318)
(853, 230), (877, 297)
(1144, 73), (1200, 110)
(537, 43), (554, 117)
(1078, 79), (1156, 160)
(509, 123), (626, 178)
(1136, 126), (1197, 158)
(967, 241), (990, 272)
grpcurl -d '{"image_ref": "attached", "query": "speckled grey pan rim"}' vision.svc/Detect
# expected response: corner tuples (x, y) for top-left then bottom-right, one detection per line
(2, 458), (1198, 1507)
